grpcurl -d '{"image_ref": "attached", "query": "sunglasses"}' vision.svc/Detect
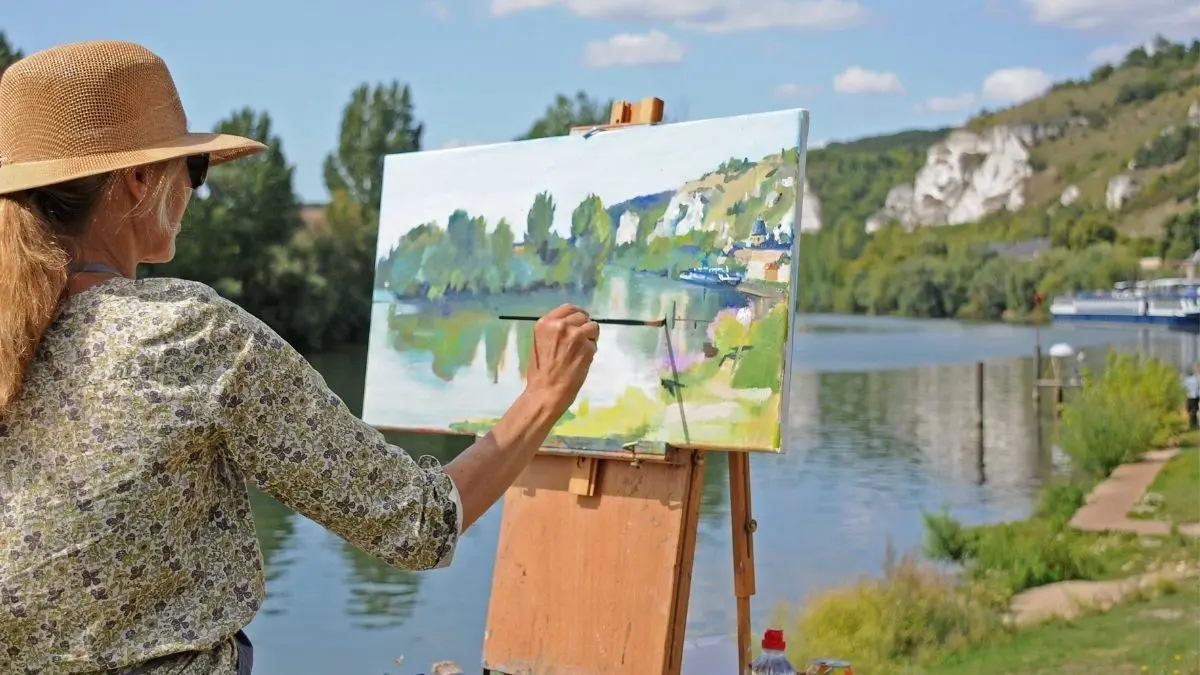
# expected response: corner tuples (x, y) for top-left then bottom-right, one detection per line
(186, 153), (210, 190)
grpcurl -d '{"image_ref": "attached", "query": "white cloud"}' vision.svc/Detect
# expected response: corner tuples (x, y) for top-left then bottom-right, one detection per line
(490, 0), (866, 32)
(425, 0), (450, 19)
(773, 82), (817, 99)
(915, 92), (977, 113)
(833, 67), (903, 94)
(439, 139), (487, 150)
(982, 67), (1054, 103)
(583, 29), (685, 68)
(1088, 42), (1133, 64)
(1021, 0), (1200, 39)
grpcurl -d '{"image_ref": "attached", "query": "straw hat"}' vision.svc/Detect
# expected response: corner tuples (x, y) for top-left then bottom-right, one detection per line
(0, 40), (266, 195)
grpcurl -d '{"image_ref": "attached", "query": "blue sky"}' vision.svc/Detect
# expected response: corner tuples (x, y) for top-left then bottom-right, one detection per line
(5, 0), (1196, 203)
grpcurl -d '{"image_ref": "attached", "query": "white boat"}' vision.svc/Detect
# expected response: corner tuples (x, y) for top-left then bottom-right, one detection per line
(1049, 278), (1200, 332)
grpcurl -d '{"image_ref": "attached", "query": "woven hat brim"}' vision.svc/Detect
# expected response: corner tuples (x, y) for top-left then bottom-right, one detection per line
(0, 132), (268, 195)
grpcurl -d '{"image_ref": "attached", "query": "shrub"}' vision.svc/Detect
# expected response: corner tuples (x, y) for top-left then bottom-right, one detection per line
(1058, 351), (1186, 478)
(1058, 386), (1158, 479)
(923, 511), (971, 562)
(1133, 125), (1196, 168)
(962, 520), (1101, 597)
(1094, 351), (1186, 423)
(1115, 77), (1167, 104)
(782, 552), (1000, 673)
(924, 513), (1101, 599)
(1033, 481), (1089, 524)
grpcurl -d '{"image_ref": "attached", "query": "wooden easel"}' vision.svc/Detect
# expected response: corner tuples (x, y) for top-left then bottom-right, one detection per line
(481, 97), (760, 675)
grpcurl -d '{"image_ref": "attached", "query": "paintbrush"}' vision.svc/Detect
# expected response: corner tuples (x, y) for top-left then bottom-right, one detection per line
(497, 314), (665, 327)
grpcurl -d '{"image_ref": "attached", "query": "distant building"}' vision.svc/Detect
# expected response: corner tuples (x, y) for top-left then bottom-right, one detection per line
(749, 218), (769, 247)
(299, 204), (328, 234)
(735, 248), (790, 282)
(986, 237), (1050, 259)
(744, 217), (792, 250)
(763, 258), (791, 283)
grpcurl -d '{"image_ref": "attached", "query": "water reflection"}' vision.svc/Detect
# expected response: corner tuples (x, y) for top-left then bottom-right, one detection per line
(340, 540), (421, 629)
(363, 270), (752, 432)
(243, 320), (1198, 675)
(247, 489), (296, 618)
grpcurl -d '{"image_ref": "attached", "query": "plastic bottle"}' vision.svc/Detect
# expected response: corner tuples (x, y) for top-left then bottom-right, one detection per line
(748, 628), (796, 675)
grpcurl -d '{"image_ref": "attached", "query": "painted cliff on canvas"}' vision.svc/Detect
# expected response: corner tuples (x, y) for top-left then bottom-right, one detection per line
(363, 109), (809, 453)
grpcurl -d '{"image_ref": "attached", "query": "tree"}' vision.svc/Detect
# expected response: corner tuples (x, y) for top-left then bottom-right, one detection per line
(1159, 209), (1200, 261)
(569, 194), (614, 289)
(518, 92), (611, 140)
(0, 31), (21, 75)
(324, 82), (424, 216)
(486, 219), (515, 293)
(318, 81), (425, 346)
(525, 191), (555, 261)
(1049, 208), (1117, 250)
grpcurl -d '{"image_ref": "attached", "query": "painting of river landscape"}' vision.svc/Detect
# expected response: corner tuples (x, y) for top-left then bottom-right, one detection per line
(363, 109), (809, 453)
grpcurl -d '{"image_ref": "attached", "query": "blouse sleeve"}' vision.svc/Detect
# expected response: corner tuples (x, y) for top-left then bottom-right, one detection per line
(208, 298), (462, 571)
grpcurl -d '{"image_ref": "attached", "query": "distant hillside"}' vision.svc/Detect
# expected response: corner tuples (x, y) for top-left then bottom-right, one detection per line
(965, 38), (1199, 236)
(805, 128), (952, 233)
(803, 37), (1199, 240)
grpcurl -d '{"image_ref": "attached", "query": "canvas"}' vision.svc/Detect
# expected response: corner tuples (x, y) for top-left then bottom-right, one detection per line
(363, 108), (810, 453)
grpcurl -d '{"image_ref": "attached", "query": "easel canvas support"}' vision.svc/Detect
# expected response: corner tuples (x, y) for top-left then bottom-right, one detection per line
(481, 97), (760, 675)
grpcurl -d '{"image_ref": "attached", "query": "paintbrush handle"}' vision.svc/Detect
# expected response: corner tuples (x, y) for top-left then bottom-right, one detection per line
(498, 314), (665, 327)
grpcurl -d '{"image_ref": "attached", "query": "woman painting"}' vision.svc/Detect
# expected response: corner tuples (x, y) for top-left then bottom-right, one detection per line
(0, 41), (599, 675)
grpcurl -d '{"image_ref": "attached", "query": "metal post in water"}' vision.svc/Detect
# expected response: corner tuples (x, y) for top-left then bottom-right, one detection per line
(975, 361), (985, 486)
(975, 362), (985, 433)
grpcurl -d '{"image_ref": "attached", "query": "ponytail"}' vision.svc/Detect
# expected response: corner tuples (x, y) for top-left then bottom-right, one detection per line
(0, 174), (111, 411)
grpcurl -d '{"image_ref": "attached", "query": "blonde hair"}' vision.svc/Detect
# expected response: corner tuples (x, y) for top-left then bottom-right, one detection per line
(0, 160), (179, 411)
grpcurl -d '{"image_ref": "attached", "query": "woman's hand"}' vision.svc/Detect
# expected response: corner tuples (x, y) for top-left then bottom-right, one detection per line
(524, 303), (600, 416)
(445, 303), (600, 531)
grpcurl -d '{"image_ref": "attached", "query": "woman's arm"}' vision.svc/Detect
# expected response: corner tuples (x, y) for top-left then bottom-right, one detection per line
(444, 303), (599, 530)
(209, 297), (597, 569)
(444, 389), (560, 531)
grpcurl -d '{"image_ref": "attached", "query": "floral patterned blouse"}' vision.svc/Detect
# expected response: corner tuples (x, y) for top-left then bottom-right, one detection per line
(0, 277), (463, 675)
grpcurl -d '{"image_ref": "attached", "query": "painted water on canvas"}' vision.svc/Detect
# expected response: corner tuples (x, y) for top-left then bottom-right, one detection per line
(363, 109), (809, 453)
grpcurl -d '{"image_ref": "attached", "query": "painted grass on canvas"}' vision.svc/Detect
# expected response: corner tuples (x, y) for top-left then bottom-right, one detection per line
(362, 109), (809, 453)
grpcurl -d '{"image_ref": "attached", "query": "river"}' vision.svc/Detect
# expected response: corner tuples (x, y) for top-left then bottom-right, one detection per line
(243, 315), (1200, 674)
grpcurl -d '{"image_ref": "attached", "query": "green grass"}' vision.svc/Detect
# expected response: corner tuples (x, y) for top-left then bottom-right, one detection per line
(926, 579), (1200, 675)
(1132, 431), (1200, 524)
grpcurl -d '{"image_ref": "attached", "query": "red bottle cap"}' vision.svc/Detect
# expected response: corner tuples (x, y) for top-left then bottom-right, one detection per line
(761, 628), (786, 651)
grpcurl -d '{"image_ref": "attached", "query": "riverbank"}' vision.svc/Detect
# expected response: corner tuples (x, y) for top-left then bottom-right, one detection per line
(928, 577), (1199, 675)
(767, 350), (1200, 673)
(1131, 430), (1200, 525)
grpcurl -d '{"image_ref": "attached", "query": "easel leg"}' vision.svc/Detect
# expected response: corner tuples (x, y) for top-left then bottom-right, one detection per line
(728, 452), (757, 673)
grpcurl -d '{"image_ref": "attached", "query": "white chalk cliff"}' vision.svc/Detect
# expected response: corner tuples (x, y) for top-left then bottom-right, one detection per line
(619, 163), (822, 244)
(1060, 184), (1081, 206)
(796, 177), (822, 232)
(1106, 174), (1142, 211)
(865, 119), (1086, 232)
(615, 210), (640, 246)
(656, 189), (712, 238)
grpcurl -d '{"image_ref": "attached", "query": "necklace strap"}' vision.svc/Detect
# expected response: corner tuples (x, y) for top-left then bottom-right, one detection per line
(70, 261), (123, 276)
